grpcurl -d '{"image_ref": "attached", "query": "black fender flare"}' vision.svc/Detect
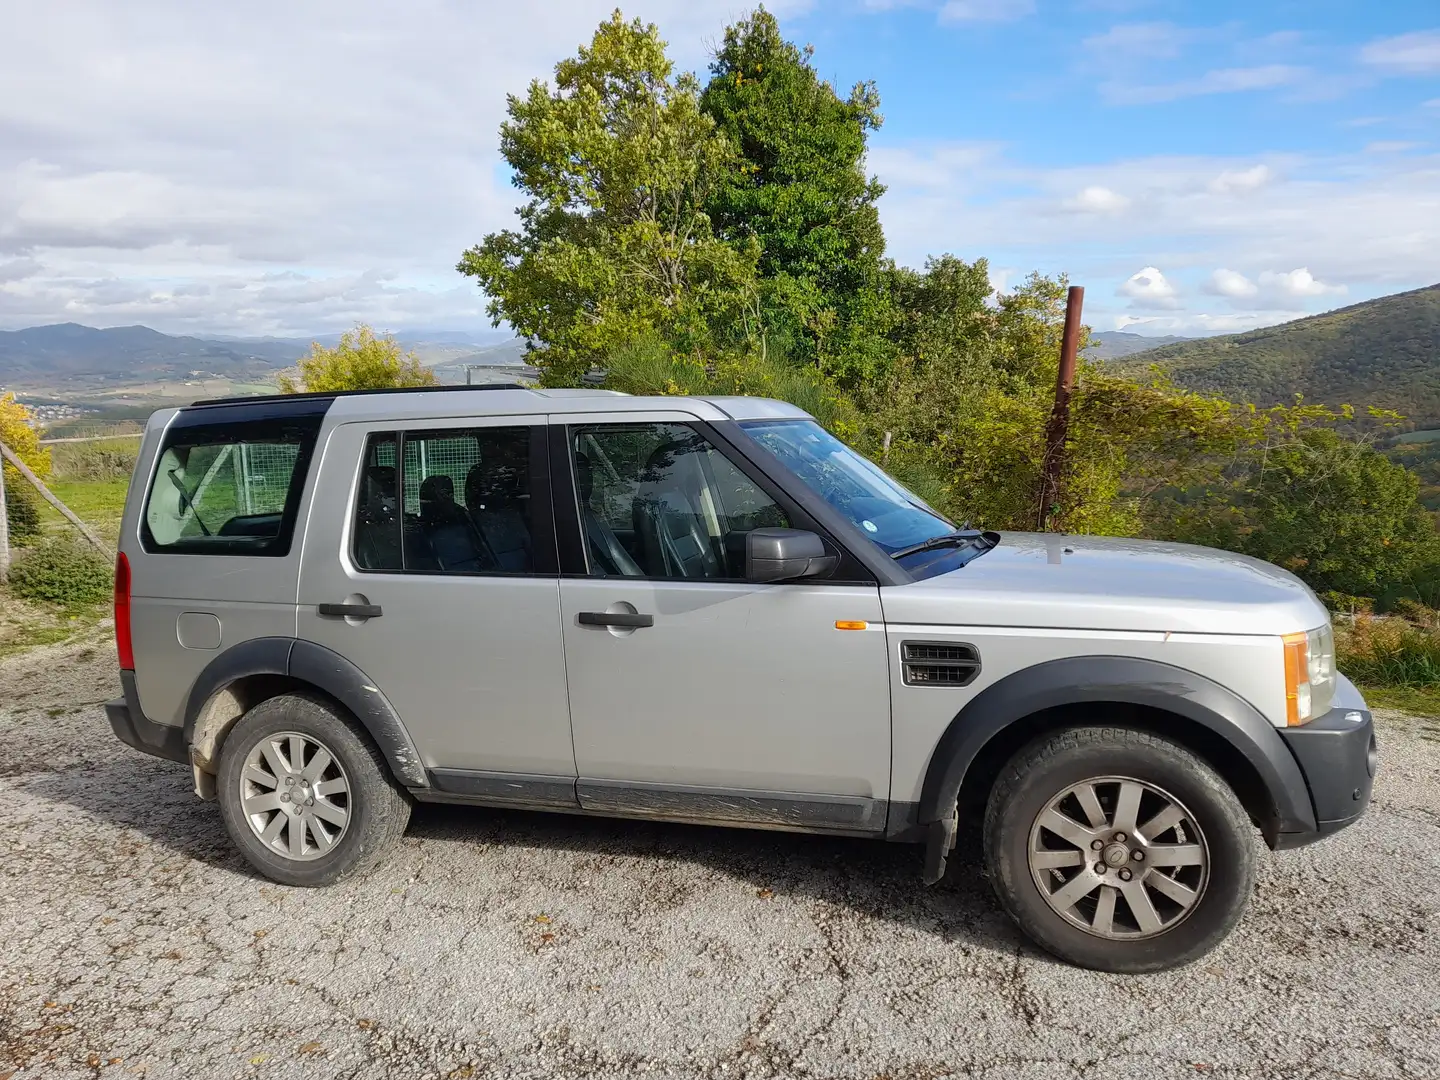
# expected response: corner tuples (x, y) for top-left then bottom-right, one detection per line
(916, 655), (1316, 836)
(180, 636), (428, 788)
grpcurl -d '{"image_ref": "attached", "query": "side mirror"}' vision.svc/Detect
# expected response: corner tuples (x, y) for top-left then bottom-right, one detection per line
(745, 528), (840, 583)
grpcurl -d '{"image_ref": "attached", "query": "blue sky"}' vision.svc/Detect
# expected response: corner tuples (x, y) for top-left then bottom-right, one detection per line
(781, 0), (1440, 333)
(1, 0), (1437, 337)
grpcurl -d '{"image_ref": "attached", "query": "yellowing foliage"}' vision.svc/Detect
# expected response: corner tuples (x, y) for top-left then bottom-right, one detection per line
(0, 393), (51, 477)
(277, 325), (436, 394)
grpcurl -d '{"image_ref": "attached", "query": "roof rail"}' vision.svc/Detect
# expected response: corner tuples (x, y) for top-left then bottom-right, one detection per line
(190, 383), (531, 407)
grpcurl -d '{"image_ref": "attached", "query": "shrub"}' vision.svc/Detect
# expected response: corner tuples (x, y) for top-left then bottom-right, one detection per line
(3, 473), (43, 544)
(50, 440), (139, 482)
(8, 537), (113, 607)
(1336, 613), (1440, 688)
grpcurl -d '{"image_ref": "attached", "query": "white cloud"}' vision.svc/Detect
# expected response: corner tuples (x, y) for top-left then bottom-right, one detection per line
(0, 0), (814, 335)
(870, 142), (1439, 334)
(1361, 31), (1440, 75)
(1105, 64), (1308, 105)
(1082, 22), (1188, 59)
(1115, 310), (1306, 335)
(1208, 164), (1275, 194)
(1258, 268), (1345, 299)
(1064, 185), (1132, 214)
(938, 0), (1036, 24)
(0, 258), (41, 284)
(1204, 268), (1258, 299)
(1365, 141), (1421, 154)
(1118, 266), (1180, 309)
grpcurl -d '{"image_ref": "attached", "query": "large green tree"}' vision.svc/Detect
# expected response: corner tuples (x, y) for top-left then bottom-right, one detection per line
(701, 8), (890, 382)
(458, 11), (758, 384)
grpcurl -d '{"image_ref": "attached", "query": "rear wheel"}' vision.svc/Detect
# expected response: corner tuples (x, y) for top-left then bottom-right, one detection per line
(983, 726), (1255, 973)
(217, 693), (411, 887)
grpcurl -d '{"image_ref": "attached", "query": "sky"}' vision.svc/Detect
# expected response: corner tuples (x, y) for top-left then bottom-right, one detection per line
(1, 0), (1437, 339)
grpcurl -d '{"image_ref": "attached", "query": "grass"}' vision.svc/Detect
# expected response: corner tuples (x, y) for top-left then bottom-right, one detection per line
(1353, 684), (1440, 717)
(1337, 614), (1440, 717)
(42, 478), (129, 529)
(3, 474), (126, 656)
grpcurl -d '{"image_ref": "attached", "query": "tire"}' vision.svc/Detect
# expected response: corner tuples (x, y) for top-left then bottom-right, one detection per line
(217, 692), (411, 887)
(983, 726), (1255, 973)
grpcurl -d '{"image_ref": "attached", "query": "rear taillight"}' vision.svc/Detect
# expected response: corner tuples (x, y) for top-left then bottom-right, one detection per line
(114, 551), (134, 670)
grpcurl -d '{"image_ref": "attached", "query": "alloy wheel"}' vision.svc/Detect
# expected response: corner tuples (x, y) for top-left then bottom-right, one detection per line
(1027, 775), (1210, 940)
(239, 731), (352, 861)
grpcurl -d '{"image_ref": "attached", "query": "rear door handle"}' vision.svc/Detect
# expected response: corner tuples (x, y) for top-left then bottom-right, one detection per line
(577, 611), (654, 629)
(318, 603), (383, 619)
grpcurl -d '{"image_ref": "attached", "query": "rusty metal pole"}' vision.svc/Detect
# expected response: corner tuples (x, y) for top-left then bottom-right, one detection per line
(1036, 285), (1085, 531)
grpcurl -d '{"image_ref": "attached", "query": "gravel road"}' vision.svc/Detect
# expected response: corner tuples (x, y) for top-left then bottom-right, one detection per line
(3, 636), (1439, 1080)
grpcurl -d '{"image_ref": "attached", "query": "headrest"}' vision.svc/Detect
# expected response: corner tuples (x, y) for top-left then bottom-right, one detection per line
(419, 474), (454, 504)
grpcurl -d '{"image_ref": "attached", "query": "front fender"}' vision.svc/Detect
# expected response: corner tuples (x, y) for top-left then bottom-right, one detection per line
(916, 655), (1317, 836)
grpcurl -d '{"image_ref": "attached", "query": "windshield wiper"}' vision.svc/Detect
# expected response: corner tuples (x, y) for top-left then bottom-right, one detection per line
(889, 529), (999, 562)
(169, 469), (211, 537)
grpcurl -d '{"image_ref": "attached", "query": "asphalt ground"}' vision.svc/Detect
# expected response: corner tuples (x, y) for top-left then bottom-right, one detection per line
(2, 636), (1438, 1080)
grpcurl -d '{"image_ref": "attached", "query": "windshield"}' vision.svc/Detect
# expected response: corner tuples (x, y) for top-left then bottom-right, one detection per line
(740, 420), (956, 556)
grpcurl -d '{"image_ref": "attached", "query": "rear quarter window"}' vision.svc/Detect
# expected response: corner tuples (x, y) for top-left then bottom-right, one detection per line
(141, 415), (321, 556)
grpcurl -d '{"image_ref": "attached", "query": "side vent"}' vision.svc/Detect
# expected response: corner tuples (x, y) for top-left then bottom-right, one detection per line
(902, 641), (981, 687)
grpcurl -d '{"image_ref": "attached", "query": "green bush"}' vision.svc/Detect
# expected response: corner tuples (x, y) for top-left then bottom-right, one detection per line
(1336, 614), (1440, 688)
(3, 472), (43, 544)
(50, 440), (139, 481)
(8, 537), (113, 607)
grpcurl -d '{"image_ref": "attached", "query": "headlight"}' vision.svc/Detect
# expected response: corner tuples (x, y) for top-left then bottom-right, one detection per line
(1282, 623), (1335, 726)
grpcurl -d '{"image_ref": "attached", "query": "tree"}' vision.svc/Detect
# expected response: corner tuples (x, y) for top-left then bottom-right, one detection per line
(458, 11), (759, 385)
(1, 393), (50, 545)
(277, 325), (435, 393)
(701, 7), (890, 381)
(1163, 425), (1440, 599)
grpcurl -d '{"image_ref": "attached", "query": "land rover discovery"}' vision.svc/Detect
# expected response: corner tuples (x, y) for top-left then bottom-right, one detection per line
(105, 386), (1377, 972)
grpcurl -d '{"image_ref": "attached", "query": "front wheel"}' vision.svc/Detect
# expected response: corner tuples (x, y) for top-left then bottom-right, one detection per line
(983, 727), (1255, 973)
(217, 693), (411, 887)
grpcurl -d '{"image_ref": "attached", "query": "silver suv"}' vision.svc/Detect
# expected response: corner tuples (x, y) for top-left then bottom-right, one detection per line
(106, 386), (1376, 972)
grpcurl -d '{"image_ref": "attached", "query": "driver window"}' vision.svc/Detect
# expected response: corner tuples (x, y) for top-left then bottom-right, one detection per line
(571, 423), (787, 579)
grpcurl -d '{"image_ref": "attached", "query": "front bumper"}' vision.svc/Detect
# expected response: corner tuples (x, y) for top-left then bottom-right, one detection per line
(1272, 673), (1377, 850)
(106, 670), (188, 764)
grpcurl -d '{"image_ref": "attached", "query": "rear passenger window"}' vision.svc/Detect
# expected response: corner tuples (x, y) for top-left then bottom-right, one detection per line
(351, 427), (538, 574)
(142, 419), (318, 556)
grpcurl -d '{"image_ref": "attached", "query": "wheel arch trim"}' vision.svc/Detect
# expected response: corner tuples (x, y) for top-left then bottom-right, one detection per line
(915, 654), (1317, 836)
(180, 636), (428, 788)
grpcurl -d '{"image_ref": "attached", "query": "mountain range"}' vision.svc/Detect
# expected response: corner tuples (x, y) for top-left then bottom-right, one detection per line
(0, 323), (527, 395)
(1086, 331), (1192, 360)
(6, 285), (1440, 426)
(1120, 283), (1440, 428)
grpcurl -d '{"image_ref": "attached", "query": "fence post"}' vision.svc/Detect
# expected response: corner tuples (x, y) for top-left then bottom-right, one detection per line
(1035, 285), (1086, 531)
(0, 458), (9, 584)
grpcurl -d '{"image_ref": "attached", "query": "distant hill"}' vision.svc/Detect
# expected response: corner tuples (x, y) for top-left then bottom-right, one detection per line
(1087, 331), (1192, 361)
(0, 323), (299, 388)
(0, 323), (522, 395)
(1120, 283), (1440, 427)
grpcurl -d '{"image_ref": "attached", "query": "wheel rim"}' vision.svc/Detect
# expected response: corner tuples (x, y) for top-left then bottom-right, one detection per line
(1027, 775), (1210, 941)
(239, 731), (352, 862)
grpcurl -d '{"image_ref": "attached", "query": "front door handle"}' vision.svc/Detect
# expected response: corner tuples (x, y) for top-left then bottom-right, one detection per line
(318, 602), (383, 619)
(577, 611), (654, 629)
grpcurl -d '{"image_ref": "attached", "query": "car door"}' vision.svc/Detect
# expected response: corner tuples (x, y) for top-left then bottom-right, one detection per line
(553, 414), (892, 834)
(297, 416), (576, 806)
